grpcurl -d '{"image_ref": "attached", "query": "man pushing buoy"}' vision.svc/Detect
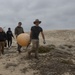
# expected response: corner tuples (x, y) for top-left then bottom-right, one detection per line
(15, 22), (24, 53)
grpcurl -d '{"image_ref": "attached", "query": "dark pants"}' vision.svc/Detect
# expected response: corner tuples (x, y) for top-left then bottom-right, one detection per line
(7, 39), (12, 47)
(0, 42), (5, 55)
(17, 44), (22, 53)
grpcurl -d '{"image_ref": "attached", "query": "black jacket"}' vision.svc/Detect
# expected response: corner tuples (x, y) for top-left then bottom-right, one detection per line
(0, 31), (6, 41)
(6, 30), (13, 40)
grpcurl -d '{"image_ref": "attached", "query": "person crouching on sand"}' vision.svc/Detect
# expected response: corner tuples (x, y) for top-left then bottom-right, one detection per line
(0, 27), (6, 55)
(28, 19), (46, 59)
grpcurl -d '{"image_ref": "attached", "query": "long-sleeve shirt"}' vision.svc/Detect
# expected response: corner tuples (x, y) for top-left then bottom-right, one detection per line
(6, 30), (14, 40)
(15, 26), (24, 37)
(0, 31), (6, 41)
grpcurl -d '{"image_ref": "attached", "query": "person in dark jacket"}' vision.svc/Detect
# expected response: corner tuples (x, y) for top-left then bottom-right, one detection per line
(15, 22), (24, 53)
(0, 27), (6, 55)
(6, 28), (14, 49)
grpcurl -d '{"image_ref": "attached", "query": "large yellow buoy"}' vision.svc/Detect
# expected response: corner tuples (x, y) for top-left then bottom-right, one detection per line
(17, 33), (30, 46)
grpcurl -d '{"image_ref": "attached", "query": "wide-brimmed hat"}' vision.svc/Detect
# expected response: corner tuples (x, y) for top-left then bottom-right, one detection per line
(33, 19), (41, 24)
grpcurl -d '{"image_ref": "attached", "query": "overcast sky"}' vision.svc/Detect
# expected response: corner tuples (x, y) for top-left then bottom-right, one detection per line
(0, 0), (75, 32)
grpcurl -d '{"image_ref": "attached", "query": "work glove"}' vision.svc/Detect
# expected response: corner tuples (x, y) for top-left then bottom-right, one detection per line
(43, 40), (46, 44)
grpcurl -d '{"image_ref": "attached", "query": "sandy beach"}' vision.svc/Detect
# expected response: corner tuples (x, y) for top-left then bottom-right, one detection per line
(0, 30), (75, 75)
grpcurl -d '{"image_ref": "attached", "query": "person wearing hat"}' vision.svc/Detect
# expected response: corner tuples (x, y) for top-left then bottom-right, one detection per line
(28, 19), (46, 59)
(0, 27), (6, 55)
(15, 22), (24, 53)
(6, 28), (14, 49)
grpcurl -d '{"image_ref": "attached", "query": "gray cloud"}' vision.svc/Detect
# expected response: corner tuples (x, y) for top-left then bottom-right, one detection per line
(0, 0), (75, 31)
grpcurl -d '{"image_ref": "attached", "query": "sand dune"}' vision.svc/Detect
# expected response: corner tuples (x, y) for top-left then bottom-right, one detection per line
(40, 30), (75, 45)
(0, 30), (75, 75)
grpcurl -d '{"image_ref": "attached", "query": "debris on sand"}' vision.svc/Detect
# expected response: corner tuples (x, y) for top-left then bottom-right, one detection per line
(20, 67), (28, 74)
(5, 63), (18, 69)
(29, 45), (75, 75)
(38, 44), (56, 53)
